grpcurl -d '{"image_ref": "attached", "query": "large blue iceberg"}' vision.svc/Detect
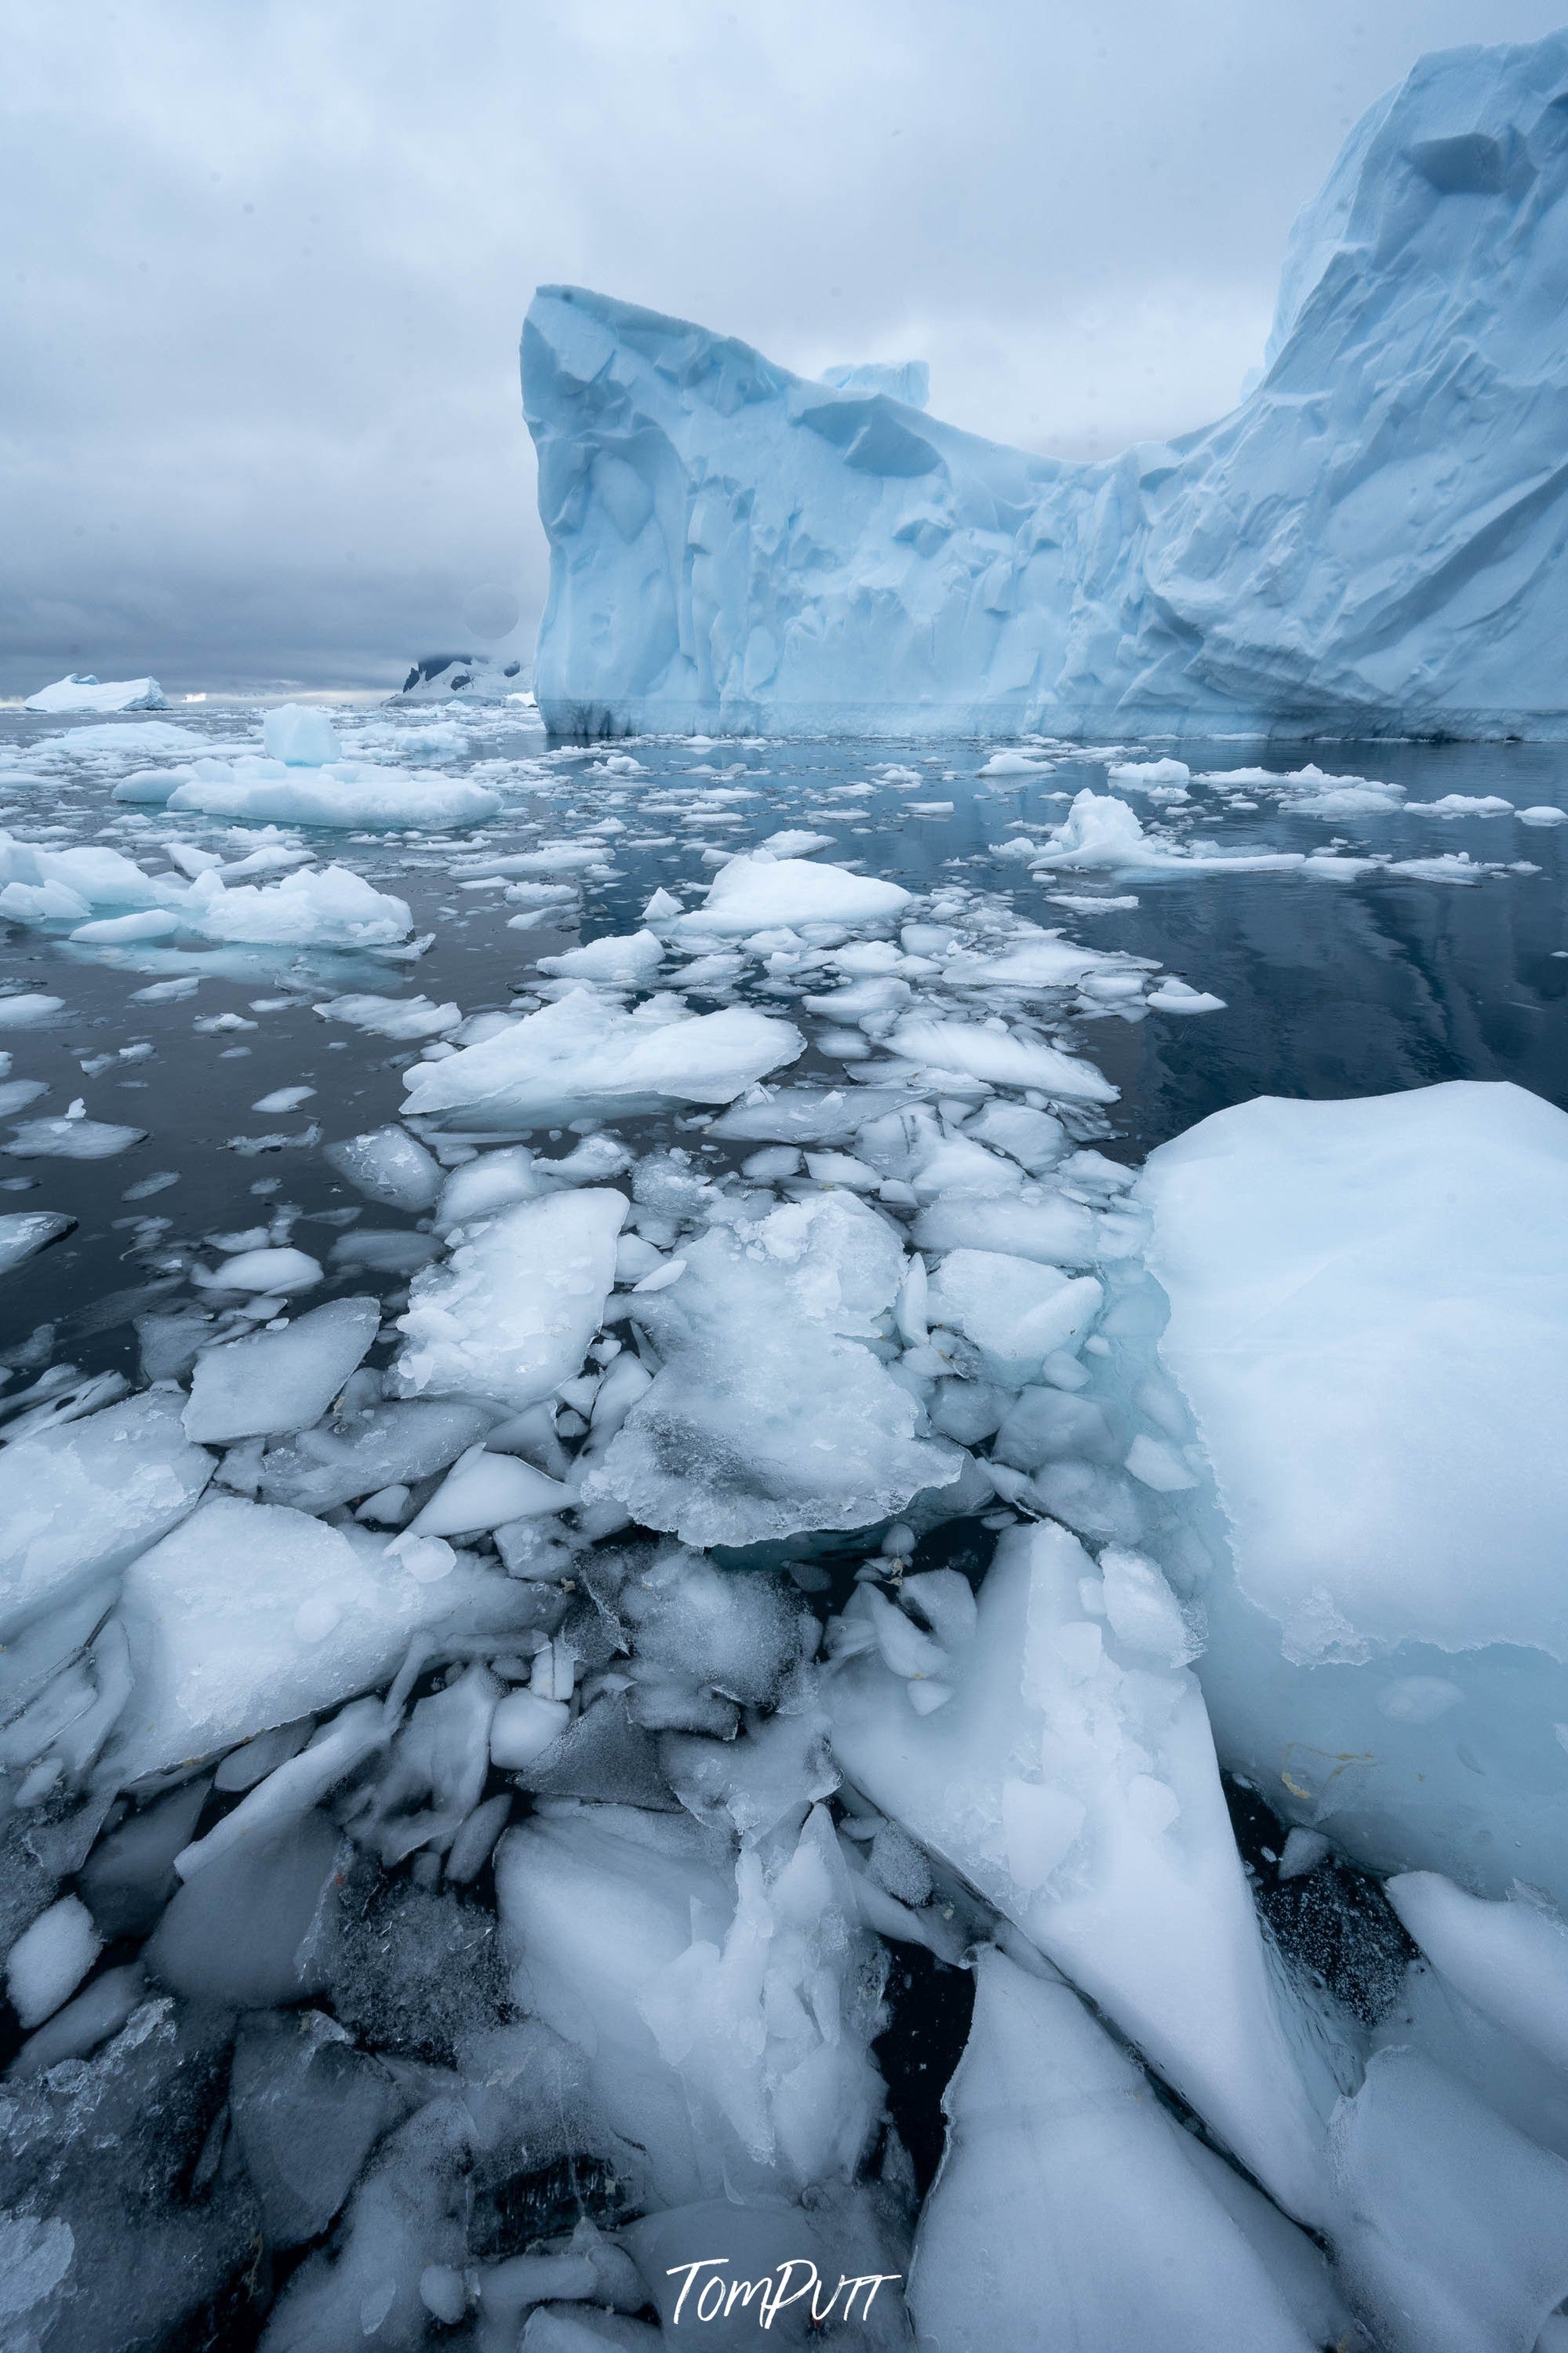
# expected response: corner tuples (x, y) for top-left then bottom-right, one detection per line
(524, 35), (1568, 739)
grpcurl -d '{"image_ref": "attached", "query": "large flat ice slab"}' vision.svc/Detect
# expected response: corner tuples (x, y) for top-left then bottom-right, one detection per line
(525, 35), (1568, 739)
(1138, 1079), (1568, 1902)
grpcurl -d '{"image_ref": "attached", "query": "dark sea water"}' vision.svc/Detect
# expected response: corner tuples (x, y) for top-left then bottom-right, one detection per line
(0, 702), (1564, 1386)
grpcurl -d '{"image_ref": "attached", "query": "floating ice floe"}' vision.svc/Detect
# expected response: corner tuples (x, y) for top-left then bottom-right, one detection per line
(182, 865), (412, 947)
(1138, 1080), (1568, 1904)
(0, 993), (64, 1025)
(677, 851), (911, 937)
(153, 759), (503, 831)
(402, 989), (803, 1130)
(911, 1950), (1348, 2353)
(31, 720), (205, 755)
(6, 1112), (146, 1160)
(537, 930), (664, 986)
(0, 1209), (75, 1273)
(107, 1495), (543, 1779)
(313, 992), (460, 1040)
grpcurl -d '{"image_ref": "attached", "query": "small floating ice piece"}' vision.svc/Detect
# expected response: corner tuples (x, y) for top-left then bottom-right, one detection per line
(5, 1114), (146, 1160)
(0, 995), (65, 1027)
(927, 1249), (1103, 1386)
(107, 1494), (541, 1779)
(314, 993), (460, 1040)
(537, 929), (664, 985)
(402, 991), (803, 1131)
(68, 909), (183, 944)
(489, 1688), (569, 1769)
(977, 750), (1053, 776)
(1385, 852), (1490, 883)
(183, 864), (412, 946)
(1148, 979), (1227, 1014)
(1410, 794), (1513, 818)
(0, 1210), (75, 1273)
(5, 1896), (102, 2027)
(891, 1014), (1117, 1104)
(194, 1245), (322, 1295)
(682, 851), (910, 936)
(1108, 757), (1190, 787)
(759, 829), (835, 856)
(1028, 790), (1151, 867)
(408, 1445), (574, 1535)
(323, 1124), (442, 1211)
(184, 1296), (381, 1443)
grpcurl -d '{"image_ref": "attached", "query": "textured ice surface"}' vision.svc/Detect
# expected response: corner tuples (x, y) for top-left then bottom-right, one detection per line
(496, 1799), (886, 2209)
(1140, 1080), (1568, 1902)
(1385, 1874), (1568, 2075)
(108, 1495), (539, 1779)
(0, 1391), (212, 1637)
(0, 1208), (75, 1269)
(526, 36), (1568, 738)
(828, 1521), (1334, 2222)
(909, 1951), (1323, 2352)
(1327, 2045), (1568, 2353)
(183, 1297), (380, 1443)
(402, 990), (802, 1130)
(394, 1188), (628, 1412)
(590, 1190), (961, 1548)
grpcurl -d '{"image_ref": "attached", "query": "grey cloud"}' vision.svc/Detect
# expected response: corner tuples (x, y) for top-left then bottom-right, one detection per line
(3, 0), (1563, 694)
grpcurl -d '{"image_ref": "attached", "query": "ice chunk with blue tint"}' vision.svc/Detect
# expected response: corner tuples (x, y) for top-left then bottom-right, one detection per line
(184, 1296), (381, 1443)
(1138, 1079), (1568, 1906)
(827, 1521), (1337, 2223)
(910, 1951), (1324, 2353)
(0, 1392), (213, 1637)
(106, 1494), (541, 1779)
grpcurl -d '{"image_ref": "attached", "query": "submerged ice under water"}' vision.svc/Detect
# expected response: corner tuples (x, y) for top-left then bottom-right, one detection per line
(0, 696), (1566, 2351)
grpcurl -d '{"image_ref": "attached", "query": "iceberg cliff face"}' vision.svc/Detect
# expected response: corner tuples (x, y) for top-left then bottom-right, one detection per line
(524, 35), (1568, 739)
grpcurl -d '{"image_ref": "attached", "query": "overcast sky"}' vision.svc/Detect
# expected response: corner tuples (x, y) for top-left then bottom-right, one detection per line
(4, 0), (1563, 696)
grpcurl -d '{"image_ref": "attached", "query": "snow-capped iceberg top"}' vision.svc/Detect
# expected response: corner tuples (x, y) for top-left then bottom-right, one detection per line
(817, 359), (930, 409)
(23, 675), (168, 714)
(526, 33), (1568, 739)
